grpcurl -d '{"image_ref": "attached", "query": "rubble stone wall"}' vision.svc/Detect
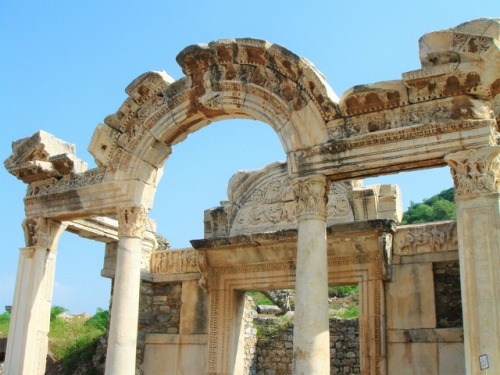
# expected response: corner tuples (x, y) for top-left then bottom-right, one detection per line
(136, 281), (182, 374)
(244, 316), (360, 375)
(433, 261), (462, 328)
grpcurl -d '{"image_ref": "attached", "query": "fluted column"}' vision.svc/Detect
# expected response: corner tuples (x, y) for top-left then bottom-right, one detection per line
(292, 175), (330, 375)
(105, 205), (147, 375)
(4, 218), (66, 375)
(445, 146), (500, 374)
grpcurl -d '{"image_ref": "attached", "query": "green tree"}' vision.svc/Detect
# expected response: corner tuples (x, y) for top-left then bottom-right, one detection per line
(401, 188), (456, 224)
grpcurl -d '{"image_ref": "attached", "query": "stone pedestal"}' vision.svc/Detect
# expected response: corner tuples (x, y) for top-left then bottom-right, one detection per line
(446, 146), (500, 374)
(292, 175), (330, 374)
(105, 206), (147, 375)
(4, 218), (66, 375)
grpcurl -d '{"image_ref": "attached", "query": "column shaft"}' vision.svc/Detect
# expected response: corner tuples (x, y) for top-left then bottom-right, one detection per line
(446, 146), (500, 374)
(105, 206), (147, 375)
(4, 218), (65, 375)
(292, 176), (330, 375)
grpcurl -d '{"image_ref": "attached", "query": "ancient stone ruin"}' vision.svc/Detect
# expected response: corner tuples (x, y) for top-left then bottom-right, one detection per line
(3, 18), (500, 374)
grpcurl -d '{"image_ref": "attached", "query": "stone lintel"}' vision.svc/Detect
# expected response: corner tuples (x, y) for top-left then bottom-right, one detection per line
(387, 328), (464, 343)
(327, 219), (396, 234)
(193, 219), (395, 251)
(67, 216), (157, 247)
(152, 273), (201, 283)
(290, 119), (497, 179)
(392, 251), (459, 265)
(190, 220), (394, 270)
(23, 179), (155, 220)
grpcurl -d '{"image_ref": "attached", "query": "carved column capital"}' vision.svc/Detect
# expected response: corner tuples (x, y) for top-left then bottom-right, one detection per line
(445, 146), (500, 198)
(22, 217), (67, 250)
(117, 205), (148, 238)
(292, 175), (329, 220)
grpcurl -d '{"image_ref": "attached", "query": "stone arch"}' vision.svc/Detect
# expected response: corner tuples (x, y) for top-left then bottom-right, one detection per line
(89, 38), (340, 193)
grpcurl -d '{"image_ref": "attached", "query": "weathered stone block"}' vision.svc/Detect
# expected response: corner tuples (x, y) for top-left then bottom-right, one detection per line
(388, 343), (438, 375)
(386, 263), (436, 329)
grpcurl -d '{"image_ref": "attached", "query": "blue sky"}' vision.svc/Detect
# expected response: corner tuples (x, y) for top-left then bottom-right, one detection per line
(1, 1), (498, 314)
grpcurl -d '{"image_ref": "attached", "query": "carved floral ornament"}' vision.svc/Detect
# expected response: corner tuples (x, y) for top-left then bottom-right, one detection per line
(445, 146), (500, 197)
(292, 175), (328, 219)
(117, 206), (148, 238)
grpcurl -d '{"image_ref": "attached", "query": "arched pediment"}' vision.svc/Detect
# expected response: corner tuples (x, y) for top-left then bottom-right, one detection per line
(89, 38), (340, 184)
(202, 162), (402, 238)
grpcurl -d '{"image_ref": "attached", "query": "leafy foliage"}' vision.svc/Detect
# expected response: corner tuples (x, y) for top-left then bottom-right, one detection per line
(85, 308), (109, 331)
(246, 291), (274, 306)
(329, 285), (359, 298)
(329, 285), (360, 319)
(401, 188), (456, 224)
(48, 308), (108, 373)
(330, 304), (359, 320)
(0, 312), (10, 337)
(50, 306), (67, 322)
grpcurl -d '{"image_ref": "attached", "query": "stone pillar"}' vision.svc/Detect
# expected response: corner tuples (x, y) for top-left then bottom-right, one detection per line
(105, 206), (147, 375)
(4, 218), (66, 375)
(292, 175), (330, 375)
(445, 146), (500, 374)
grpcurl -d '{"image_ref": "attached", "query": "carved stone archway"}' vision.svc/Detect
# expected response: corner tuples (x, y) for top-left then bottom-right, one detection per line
(4, 18), (500, 375)
(88, 39), (338, 190)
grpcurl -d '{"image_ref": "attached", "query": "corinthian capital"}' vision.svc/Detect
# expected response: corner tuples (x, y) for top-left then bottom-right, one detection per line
(445, 146), (500, 197)
(22, 218), (67, 249)
(117, 206), (148, 238)
(292, 175), (328, 220)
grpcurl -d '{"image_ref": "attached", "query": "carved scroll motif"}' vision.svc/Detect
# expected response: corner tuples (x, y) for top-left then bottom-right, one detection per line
(22, 217), (67, 249)
(117, 206), (148, 238)
(292, 175), (328, 219)
(445, 146), (500, 197)
(229, 174), (353, 234)
(230, 177), (296, 235)
(327, 189), (353, 222)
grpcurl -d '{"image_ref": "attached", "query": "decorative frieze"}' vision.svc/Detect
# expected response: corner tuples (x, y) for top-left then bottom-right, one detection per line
(151, 249), (205, 274)
(394, 222), (458, 256)
(117, 206), (148, 238)
(329, 98), (492, 140)
(327, 118), (495, 151)
(26, 168), (105, 197)
(445, 146), (500, 197)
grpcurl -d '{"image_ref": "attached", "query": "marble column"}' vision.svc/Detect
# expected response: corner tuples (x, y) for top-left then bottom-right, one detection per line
(445, 146), (500, 375)
(105, 206), (147, 375)
(4, 218), (66, 375)
(292, 175), (330, 375)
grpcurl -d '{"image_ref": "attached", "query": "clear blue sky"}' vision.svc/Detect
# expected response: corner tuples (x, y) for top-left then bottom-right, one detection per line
(1, 1), (498, 313)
